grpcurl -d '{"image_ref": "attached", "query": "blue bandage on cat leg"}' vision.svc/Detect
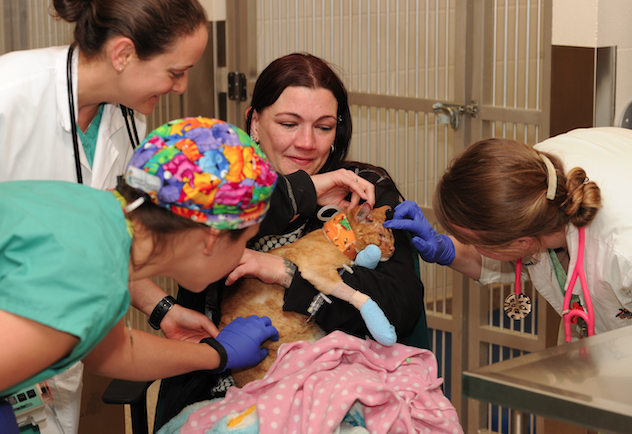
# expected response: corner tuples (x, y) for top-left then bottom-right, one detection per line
(334, 283), (397, 346)
(360, 298), (397, 346)
(354, 244), (382, 270)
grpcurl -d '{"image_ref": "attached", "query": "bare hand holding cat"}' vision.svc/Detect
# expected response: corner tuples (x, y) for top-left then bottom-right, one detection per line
(224, 249), (296, 289)
(130, 278), (219, 342)
(312, 169), (375, 210)
(160, 305), (220, 341)
(224, 170), (375, 289)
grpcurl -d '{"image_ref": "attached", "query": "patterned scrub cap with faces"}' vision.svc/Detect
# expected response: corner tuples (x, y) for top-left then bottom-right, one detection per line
(125, 117), (277, 230)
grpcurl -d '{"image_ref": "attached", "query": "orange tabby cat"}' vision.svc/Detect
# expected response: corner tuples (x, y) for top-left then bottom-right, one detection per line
(220, 203), (395, 387)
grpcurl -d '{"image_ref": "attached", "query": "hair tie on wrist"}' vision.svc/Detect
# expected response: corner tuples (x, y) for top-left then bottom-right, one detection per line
(200, 337), (228, 373)
(540, 154), (557, 200)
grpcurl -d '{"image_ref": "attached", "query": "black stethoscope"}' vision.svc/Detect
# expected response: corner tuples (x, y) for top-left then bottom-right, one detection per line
(66, 44), (140, 184)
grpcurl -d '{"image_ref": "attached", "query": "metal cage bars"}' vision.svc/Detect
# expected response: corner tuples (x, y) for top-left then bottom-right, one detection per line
(254, 2), (551, 432)
(2, 1), (554, 430)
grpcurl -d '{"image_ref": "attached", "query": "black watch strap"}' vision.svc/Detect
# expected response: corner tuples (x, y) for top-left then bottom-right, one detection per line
(148, 295), (177, 330)
(200, 337), (228, 373)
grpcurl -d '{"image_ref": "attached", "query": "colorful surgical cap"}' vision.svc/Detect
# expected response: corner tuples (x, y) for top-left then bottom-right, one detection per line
(125, 117), (277, 230)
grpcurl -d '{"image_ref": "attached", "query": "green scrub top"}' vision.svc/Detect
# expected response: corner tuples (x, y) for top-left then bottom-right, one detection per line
(0, 181), (132, 397)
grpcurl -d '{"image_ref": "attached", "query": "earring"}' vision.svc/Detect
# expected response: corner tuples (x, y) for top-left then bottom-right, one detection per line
(250, 132), (259, 144)
(330, 142), (335, 153)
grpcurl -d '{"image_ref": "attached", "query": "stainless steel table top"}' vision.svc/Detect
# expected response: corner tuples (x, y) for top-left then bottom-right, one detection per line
(462, 325), (632, 434)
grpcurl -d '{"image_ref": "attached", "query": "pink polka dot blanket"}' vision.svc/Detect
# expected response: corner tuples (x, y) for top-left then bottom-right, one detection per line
(177, 331), (463, 434)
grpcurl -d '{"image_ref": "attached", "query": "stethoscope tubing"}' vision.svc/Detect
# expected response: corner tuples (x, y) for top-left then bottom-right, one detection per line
(562, 226), (595, 341)
(514, 226), (595, 342)
(66, 45), (83, 184)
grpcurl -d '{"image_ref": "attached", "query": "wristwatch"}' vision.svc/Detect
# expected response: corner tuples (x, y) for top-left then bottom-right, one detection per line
(148, 295), (177, 330)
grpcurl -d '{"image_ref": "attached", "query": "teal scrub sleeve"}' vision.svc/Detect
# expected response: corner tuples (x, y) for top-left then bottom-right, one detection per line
(0, 181), (131, 396)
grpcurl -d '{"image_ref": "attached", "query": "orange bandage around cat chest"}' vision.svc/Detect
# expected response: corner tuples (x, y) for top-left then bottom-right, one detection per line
(323, 212), (357, 260)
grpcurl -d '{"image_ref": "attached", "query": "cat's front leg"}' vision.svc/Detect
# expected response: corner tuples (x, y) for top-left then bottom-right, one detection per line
(329, 282), (397, 346)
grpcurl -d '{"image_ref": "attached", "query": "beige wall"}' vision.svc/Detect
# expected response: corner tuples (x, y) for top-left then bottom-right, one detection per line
(199, 0), (227, 21)
(553, 0), (632, 126)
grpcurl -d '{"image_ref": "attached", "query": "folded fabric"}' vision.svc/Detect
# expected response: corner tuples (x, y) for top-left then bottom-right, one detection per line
(157, 400), (218, 434)
(179, 331), (463, 434)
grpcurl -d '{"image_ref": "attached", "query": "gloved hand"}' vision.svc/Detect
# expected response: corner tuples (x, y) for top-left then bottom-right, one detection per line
(383, 200), (455, 265)
(216, 315), (279, 371)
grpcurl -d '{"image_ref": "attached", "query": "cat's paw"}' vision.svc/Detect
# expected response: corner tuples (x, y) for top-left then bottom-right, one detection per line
(354, 244), (381, 269)
(360, 299), (397, 346)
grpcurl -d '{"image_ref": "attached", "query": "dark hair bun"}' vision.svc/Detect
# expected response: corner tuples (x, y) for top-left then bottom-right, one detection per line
(51, 0), (87, 23)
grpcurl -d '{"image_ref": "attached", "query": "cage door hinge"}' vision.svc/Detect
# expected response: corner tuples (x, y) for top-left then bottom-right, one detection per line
(228, 72), (247, 101)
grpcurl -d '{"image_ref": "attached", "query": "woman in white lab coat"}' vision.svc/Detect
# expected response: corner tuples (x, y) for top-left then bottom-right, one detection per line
(385, 127), (632, 342)
(0, 0), (208, 187)
(0, 1), (211, 432)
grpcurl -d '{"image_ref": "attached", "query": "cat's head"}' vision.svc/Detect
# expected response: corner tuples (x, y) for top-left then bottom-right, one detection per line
(347, 203), (395, 261)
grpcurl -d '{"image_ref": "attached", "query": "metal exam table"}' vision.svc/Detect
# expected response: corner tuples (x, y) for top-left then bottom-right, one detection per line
(462, 325), (632, 434)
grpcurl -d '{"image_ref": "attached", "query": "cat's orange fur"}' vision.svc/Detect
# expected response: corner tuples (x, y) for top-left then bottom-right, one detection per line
(220, 203), (395, 387)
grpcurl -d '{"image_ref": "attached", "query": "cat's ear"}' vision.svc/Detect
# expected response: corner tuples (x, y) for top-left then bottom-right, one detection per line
(355, 202), (373, 223)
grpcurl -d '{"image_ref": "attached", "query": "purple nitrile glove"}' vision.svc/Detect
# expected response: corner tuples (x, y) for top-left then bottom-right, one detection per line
(216, 315), (279, 370)
(383, 201), (455, 266)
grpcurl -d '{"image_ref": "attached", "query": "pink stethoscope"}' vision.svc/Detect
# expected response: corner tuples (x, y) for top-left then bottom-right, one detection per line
(505, 226), (595, 342)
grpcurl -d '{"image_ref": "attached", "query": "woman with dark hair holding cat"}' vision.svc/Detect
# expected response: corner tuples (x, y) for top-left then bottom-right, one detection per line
(235, 53), (425, 341)
(154, 53), (428, 430)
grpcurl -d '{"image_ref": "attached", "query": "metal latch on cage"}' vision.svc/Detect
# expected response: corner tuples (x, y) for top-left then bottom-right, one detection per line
(432, 101), (478, 130)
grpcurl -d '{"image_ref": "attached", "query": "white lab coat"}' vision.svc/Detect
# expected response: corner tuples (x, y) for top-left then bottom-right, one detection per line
(0, 45), (147, 434)
(478, 127), (632, 335)
(0, 45), (146, 188)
